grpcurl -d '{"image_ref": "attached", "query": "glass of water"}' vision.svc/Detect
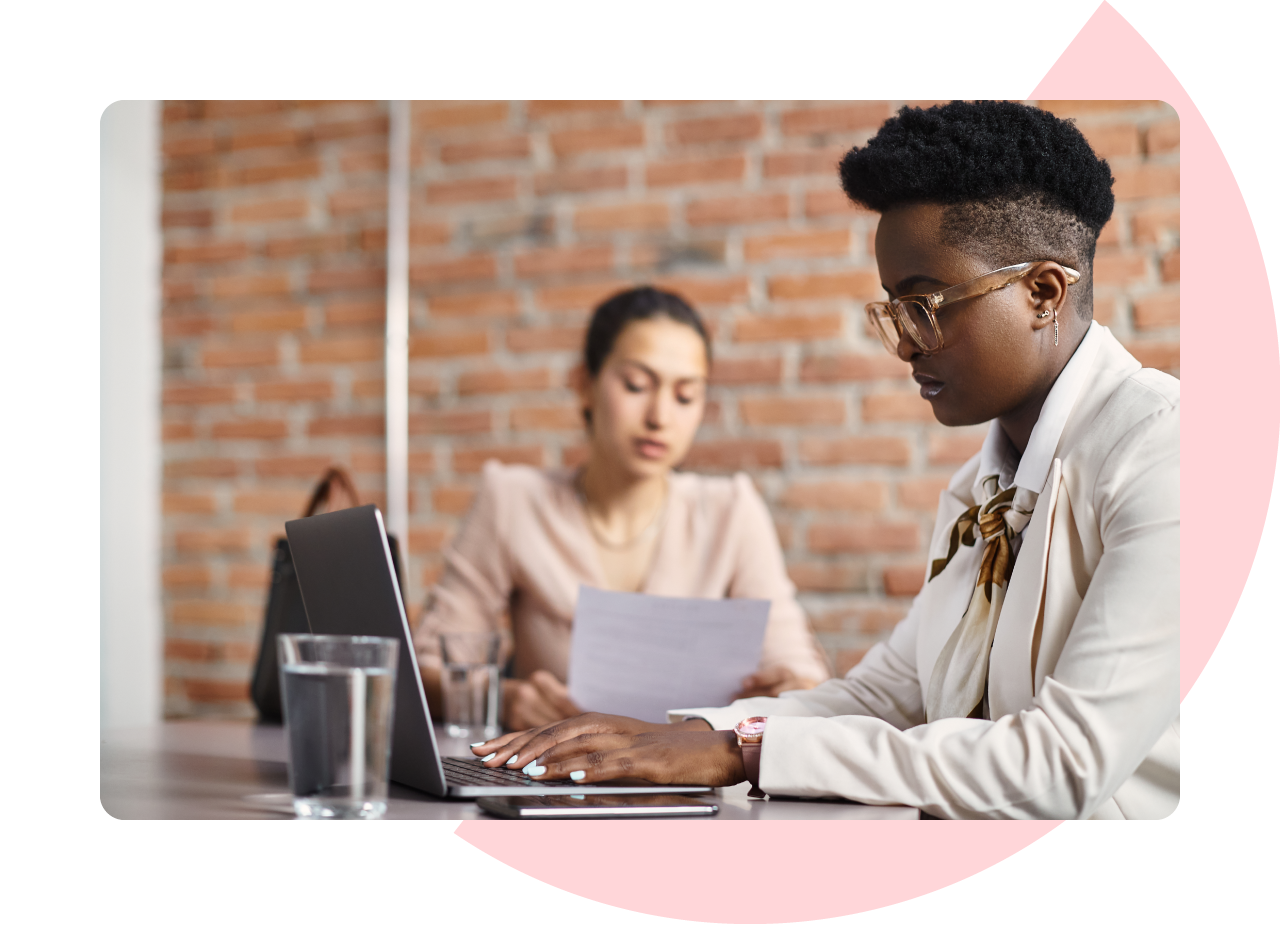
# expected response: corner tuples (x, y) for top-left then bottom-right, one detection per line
(439, 631), (501, 740)
(278, 634), (398, 820)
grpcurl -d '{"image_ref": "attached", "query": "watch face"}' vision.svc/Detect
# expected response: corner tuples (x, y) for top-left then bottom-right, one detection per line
(736, 717), (767, 740)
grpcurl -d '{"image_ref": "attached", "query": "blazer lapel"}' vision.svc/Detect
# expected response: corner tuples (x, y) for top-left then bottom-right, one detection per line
(988, 458), (1062, 717)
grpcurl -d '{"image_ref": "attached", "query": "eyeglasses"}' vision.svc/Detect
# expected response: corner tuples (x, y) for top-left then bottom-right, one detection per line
(864, 261), (1081, 356)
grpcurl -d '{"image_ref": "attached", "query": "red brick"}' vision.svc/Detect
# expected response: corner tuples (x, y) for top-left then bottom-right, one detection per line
(163, 278), (199, 300)
(232, 157), (321, 187)
(740, 396), (845, 426)
(1037, 100), (1164, 117)
(164, 383), (236, 404)
(234, 489), (312, 515)
(427, 176), (519, 204)
(1130, 208), (1179, 245)
(768, 271), (880, 301)
(1079, 123), (1140, 158)
(809, 521), (918, 554)
(510, 405), (581, 431)
(1146, 120), (1179, 154)
(308, 415), (384, 437)
(230, 199), (309, 223)
(686, 193), (788, 227)
(163, 492), (217, 514)
(253, 380), (333, 402)
(549, 123), (644, 156)
(709, 356), (782, 385)
(534, 166), (628, 195)
(211, 418), (288, 440)
(653, 276), (749, 306)
(800, 354), (909, 382)
(862, 391), (936, 423)
(254, 455), (334, 478)
(1125, 340), (1180, 371)
(166, 240), (249, 264)
(744, 229), (850, 262)
(228, 307), (307, 334)
(408, 331), (490, 357)
(514, 245), (614, 278)
(1113, 164), (1179, 200)
(164, 134), (219, 157)
(410, 254), (497, 286)
(822, 603), (909, 634)
(682, 439), (783, 470)
(805, 189), (860, 218)
(646, 155), (746, 187)
(762, 146), (846, 178)
(782, 480), (886, 511)
(1096, 218), (1121, 248)
(201, 344), (279, 368)
(342, 150), (389, 173)
(433, 485), (477, 515)
(527, 100), (623, 119)
(163, 208), (214, 228)
(410, 376), (441, 397)
(788, 563), (868, 593)
(183, 679), (251, 703)
(409, 526), (452, 553)
(1133, 292), (1180, 329)
(163, 565), (211, 590)
(1093, 252), (1151, 286)
(780, 103), (891, 137)
(1161, 250), (1179, 282)
(535, 281), (627, 313)
(927, 432), (985, 465)
(162, 314), (216, 338)
(163, 422), (196, 441)
(562, 444), (591, 468)
(883, 564), (926, 597)
(227, 564), (271, 589)
(798, 435), (911, 466)
(204, 100), (287, 119)
(299, 336), (383, 364)
(173, 529), (252, 554)
(899, 477), (952, 511)
(351, 450), (386, 473)
(328, 187), (386, 216)
(365, 222), (451, 252)
(165, 457), (239, 478)
(409, 451), (436, 473)
(735, 313), (842, 342)
(439, 135), (530, 163)
(506, 325), (586, 353)
(410, 410), (493, 435)
(262, 233), (346, 259)
(458, 367), (554, 395)
(165, 639), (217, 663)
(313, 116), (388, 141)
(668, 114), (761, 145)
(453, 445), (546, 473)
(416, 101), (509, 130)
(209, 274), (291, 299)
(308, 266), (385, 293)
(228, 128), (306, 151)
(576, 201), (670, 233)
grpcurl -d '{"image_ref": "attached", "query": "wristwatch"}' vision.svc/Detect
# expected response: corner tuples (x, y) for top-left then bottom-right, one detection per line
(734, 716), (768, 799)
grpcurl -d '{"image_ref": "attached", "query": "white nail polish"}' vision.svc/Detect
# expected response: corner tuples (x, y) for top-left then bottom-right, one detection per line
(570, 770), (586, 781)
(506, 755), (519, 766)
(469, 742), (486, 748)
(570, 794), (585, 799)
(476, 752), (495, 760)
(521, 758), (539, 771)
(527, 765), (547, 777)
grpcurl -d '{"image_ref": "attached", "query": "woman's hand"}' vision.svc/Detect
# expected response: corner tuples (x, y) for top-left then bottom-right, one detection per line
(736, 666), (821, 699)
(500, 670), (582, 731)
(516, 728), (746, 788)
(471, 712), (672, 770)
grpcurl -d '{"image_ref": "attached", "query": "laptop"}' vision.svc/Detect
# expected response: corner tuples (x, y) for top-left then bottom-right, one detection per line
(284, 505), (711, 798)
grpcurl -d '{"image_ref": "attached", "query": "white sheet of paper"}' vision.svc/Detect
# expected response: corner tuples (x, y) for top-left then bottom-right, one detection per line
(567, 586), (770, 723)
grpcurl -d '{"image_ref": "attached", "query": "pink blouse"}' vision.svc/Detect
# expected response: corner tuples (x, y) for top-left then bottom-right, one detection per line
(413, 462), (830, 685)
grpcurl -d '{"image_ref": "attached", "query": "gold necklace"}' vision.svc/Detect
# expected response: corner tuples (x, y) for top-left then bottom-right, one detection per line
(575, 473), (670, 550)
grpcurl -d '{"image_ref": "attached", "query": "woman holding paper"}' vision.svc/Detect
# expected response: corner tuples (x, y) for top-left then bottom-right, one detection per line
(414, 286), (829, 731)
(469, 102), (1180, 819)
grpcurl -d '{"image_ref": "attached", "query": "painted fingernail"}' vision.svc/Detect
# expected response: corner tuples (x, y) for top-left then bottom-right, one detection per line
(476, 752), (495, 760)
(469, 742), (486, 748)
(506, 755), (519, 765)
(526, 765), (547, 777)
(521, 758), (540, 771)
(570, 794), (585, 799)
(569, 770), (586, 781)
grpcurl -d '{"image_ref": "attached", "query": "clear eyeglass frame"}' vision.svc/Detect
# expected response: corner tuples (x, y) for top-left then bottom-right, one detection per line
(864, 261), (1081, 356)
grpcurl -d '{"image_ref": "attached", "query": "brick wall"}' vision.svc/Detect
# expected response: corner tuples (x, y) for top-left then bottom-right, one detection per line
(159, 100), (1179, 717)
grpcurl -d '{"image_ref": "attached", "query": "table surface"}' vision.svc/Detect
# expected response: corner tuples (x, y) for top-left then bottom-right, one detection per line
(101, 720), (919, 820)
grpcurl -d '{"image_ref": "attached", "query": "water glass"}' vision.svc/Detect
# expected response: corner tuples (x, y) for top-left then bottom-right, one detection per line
(439, 631), (501, 740)
(278, 634), (398, 820)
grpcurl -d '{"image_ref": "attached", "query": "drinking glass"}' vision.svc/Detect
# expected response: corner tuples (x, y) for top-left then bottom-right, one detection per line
(278, 634), (398, 819)
(439, 631), (501, 740)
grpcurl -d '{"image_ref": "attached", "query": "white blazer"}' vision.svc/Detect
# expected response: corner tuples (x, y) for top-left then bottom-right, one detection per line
(673, 328), (1179, 819)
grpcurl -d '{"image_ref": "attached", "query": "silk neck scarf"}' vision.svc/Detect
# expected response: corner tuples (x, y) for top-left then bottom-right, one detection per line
(924, 474), (1035, 721)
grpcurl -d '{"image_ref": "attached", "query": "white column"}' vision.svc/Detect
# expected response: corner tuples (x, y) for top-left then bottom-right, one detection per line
(101, 100), (162, 730)
(385, 101), (411, 556)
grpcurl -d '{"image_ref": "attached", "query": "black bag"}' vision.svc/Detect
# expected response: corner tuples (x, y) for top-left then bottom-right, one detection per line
(249, 468), (404, 722)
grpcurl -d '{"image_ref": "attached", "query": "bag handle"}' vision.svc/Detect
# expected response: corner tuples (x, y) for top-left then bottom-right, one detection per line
(302, 467), (362, 518)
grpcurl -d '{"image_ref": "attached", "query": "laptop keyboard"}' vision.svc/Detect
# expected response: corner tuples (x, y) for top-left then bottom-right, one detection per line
(443, 756), (579, 788)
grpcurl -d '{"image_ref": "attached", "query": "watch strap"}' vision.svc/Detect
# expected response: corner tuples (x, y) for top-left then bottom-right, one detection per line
(740, 740), (765, 799)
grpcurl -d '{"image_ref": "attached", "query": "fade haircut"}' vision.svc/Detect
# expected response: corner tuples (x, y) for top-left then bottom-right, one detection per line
(838, 101), (1115, 318)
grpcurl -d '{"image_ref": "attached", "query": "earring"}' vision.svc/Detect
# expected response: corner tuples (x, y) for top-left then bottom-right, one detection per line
(1053, 309), (1059, 347)
(1036, 309), (1051, 318)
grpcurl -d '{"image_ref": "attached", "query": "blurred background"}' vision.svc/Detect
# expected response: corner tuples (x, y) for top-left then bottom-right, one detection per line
(101, 100), (1180, 723)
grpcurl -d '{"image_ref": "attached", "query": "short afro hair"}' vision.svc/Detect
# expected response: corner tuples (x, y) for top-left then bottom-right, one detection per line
(839, 101), (1115, 317)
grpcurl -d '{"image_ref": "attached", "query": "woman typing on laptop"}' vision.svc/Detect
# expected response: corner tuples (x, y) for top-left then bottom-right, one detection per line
(414, 286), (829, 732)
(468, 102), (1180, 820)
